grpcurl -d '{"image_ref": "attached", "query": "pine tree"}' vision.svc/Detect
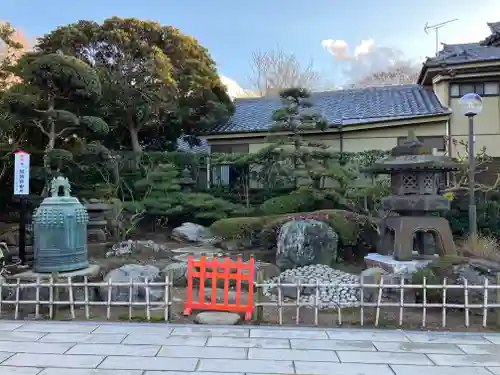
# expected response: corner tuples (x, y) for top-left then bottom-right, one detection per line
(133, 163), (246, 221)
(134, 163), (184, 216)
(269, 87), (352, 193)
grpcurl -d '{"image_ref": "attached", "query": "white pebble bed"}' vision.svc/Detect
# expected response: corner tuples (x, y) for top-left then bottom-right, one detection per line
(263, 264), (360, 309)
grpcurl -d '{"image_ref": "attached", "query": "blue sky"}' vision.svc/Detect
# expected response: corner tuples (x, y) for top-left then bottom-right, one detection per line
(2, 0), (498, 91)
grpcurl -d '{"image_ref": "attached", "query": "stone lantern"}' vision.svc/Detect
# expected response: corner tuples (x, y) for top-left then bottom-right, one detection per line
(367, 131), (461, 262)
(178, 168), (195, 192)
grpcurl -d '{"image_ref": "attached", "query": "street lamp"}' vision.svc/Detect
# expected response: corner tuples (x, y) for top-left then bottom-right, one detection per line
(459, 92), (483, 239)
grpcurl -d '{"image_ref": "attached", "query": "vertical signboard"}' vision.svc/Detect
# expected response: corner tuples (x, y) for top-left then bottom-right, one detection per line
(13, 150), (30, 196)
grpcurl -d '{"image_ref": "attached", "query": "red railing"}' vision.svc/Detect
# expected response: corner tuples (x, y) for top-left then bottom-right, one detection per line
(183, 256), (255, 320)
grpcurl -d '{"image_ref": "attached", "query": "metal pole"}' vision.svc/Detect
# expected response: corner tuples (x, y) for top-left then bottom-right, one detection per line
(18, 196), (27, 265)
(435, 29), (439, 55)
(468, 115), (477, 238)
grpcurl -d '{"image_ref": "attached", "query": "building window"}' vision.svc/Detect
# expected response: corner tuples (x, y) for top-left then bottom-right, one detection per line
(397, 136), (445, 152)
(450, 82), (500, 97)
(485, 83), (500, 95)
(212, 165), (231, 186)
(209, 144), (250, 187)
(459, 83), (475, 96)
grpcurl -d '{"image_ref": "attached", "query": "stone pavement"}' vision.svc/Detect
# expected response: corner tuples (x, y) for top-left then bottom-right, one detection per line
(1, 321), (500, 374)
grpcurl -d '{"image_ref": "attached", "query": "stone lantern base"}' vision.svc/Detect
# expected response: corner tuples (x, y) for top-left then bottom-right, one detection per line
(364, 253), (434, 277)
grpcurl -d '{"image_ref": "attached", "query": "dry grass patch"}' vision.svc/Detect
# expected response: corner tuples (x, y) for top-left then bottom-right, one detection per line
(461, 234), (500, 262)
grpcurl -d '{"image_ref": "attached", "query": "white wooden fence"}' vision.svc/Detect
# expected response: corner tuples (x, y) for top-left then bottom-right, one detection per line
(0, 276), (173, 321)
(1, 275), (500, 329)
(254, 276), (500, 328)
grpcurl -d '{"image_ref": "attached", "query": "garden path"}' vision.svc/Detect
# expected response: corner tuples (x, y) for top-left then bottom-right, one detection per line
(0, 320), (498, 374)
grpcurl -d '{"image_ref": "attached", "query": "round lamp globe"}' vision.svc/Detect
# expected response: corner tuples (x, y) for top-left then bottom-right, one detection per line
(459, 93), (483, 116)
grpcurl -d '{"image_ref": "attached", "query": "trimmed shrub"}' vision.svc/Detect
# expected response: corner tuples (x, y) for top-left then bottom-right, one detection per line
(260, 192), (315, 215)
(210, 209), (379, 262)
(209, 215), (277, 244)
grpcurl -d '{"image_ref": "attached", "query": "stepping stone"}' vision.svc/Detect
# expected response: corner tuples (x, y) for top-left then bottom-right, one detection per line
(171, 245), (221, 254)
(195, 311), (241, 325)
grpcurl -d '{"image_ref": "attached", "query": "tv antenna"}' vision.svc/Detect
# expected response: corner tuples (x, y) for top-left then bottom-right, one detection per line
(424, 18), (458, 55)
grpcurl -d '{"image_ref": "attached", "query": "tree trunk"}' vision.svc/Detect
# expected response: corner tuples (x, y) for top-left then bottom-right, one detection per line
(42, 101), (56, 197)
(128, 123), (142, 168)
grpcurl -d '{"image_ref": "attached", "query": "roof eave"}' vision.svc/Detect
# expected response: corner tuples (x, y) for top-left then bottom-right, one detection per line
(202, 113), (450, 138)
(480, 32), (500, 46)
(418, 58), (500, 85)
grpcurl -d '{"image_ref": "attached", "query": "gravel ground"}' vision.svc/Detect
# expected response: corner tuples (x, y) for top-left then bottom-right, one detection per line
(263, 264), (360, 309)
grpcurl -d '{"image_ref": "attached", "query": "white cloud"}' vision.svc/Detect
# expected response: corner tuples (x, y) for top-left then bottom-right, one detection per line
(321, 40), (351, 60)
(322, 38), (417, 84)
(323, 4), (500, 85)
(354, 39), (374, 58)
(220, 76), (257, 98)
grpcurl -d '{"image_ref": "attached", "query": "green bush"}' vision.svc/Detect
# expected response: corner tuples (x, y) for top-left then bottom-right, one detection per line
(411, 255), (468, 302)
(260, 192), (315, 215)
(259, 210), (358, 248)
(210, 209), (378, 261)
(446, 198), (500, 238)
(210, 215), (278, 247)
(209, 186), (295, 206)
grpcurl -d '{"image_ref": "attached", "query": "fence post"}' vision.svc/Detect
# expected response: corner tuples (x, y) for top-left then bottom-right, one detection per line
(254, 269), (265, 322)
(496, 273), (500, 328)
(165, 270), (174, 322)
(50, 272), (60, 320)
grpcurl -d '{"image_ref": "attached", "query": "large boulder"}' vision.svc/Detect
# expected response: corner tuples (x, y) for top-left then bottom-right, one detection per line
(276, 219), (338, 271)
(447, 259), (499, 315)
(172, 222), (215, 243)
(163, 262), (188, 287)
(100, 264), (164, 302)
(259, 210), (379, 262)
(411, 256), (500, 315)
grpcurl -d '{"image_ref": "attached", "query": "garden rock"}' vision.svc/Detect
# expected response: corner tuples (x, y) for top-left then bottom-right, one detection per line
(105, 240), (166, 257)
(163, 262), (188, 287)
(269, 276), (304, 299)
(360, 267), (386, 302)
(0, 275), (10, 299)
(171, 245), (222, 255)
(195, 311), (241, 325)
(172, 222), (212, 243)
(276, 219), (338, 271)
(172, 248), (222, 262)
(359, 267), (410, 303)
(447, 261), (498, 315)
(254, 261), (280, 281)
(100, 264), (164, 302)
(204, 287), (238, 304)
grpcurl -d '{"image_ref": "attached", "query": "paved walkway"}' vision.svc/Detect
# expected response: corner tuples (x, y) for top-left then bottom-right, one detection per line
(0, 322), (500, 375)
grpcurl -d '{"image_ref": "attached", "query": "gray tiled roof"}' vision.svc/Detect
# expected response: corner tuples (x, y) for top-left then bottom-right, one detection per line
(481, 22), (500, 46)
(176, 137), (209, 153)
(424, 43), (500, 66)
(489, 22), (500, 33)
(206, 84), (449, 134)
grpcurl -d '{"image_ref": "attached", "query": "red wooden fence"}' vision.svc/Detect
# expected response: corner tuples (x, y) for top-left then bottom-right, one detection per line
(183, 256), (255, 320)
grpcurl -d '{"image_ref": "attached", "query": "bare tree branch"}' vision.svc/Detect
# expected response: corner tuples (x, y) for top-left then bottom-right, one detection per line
(249, 45), (321, 96)
(348, 64), (419, 88)
(445, 138), (500, 193)
(55, 127), (77, 138)
(27, 120), (50, 137)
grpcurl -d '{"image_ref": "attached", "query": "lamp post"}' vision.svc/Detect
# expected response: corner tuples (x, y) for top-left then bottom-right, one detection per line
(459, 92), (483, 239)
